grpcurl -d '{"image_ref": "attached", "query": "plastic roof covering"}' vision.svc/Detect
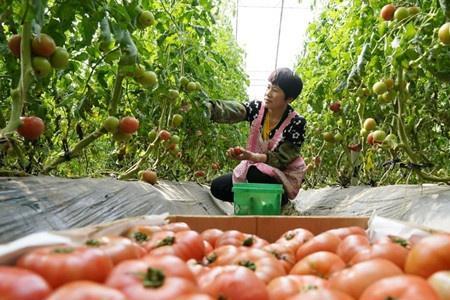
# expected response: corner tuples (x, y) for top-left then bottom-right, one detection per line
(0, 176), (231, 244)
(0, 176), (449, 243)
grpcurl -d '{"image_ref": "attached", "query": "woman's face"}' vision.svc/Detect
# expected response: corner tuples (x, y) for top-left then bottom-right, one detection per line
(264, 83), (288, 111)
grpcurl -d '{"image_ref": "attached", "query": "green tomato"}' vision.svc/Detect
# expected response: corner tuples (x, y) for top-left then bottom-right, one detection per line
(323, 132), (335, 143)
(179, 76), (189, 87)
(99, 39), (115, 52)
(408, 6), (420, 16)
(170, 134), (180, 144)
(168, 89), (180, 100)
(186, 81), (197, 92)
(148, 129), (157, 142)
(137, 10), (155, 28)
(334, 132), (343, 142)
(171, 114), (183, 127)
(137, 71), (158, 88)
(372, 130), (386, 143)
(103, 116), (120, 133)
(32, 57), (52, 78)
(363, 118), (377, 131)
(360, 128), (369, 137)
(372, 81), (388, 95)
(394, 7), (409, 21)
(50, 47), (69, 69)
(438, 23), (450, 45)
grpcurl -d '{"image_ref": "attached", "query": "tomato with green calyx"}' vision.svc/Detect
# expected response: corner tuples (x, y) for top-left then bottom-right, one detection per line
(140, 170), (158, 185)
(380, 4), (396, 21)
(17, 116), (45, 140)
(159, 130), (171, 141)
(186, 82), (198, 92)
(394, 7), (409, 21)
(31, 33), (56, 57)
(8, 34), (21, 57)
(17, 246), (114, 288)
(438, 23), (450, 45)
(118, 117), (139, 134)
(372, 81), (388, 95)
(372, 130), (386, 143)
(50, 47), (69, 69)
(179, 76), (189, 87)
(172, 114), (183, 127)
(168, 89), (180, 100)
(323, 132), (335, 143)
(334, 132), (343, 142)
(360, 128), (369, 137)
(211, 162), (220, 170)
(363, 118), (376, 131)
(170, 135), (180, 144)
(137, 10), (155, 28)
(137, 71), (158, 88)
(103, 116), (120, 133)
(32, 57), (52, 78)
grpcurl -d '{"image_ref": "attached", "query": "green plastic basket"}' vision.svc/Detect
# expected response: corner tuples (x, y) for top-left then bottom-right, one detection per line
(232, 183), (283, 215)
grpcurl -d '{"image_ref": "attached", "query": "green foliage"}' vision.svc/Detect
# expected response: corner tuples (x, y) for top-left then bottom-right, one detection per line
(0, 0), (248, 181)
(295, 0), (450, 187)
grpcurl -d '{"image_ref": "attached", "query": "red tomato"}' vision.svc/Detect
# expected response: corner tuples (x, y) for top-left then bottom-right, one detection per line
(118, 116), (139, 134)
(125, 225), (162, 243)
(85, 236), (146, 264)
(263, 243), (296, 273)
(198, 265), (269, 300)
(0, 266), (51, 300)
(8, 34), (21, 57)
(47, 281), (126, 300)
(201, 228), (224, 248)
(349, 241), (409, 269)
(267, 274), (329, 300)
(290, 251), (346, 279)
(216, 230), (269, 248)
(160, 222), (191, 232)
(428, 271), (450, 300)
(380, 4), (396, 21)
(295, 232), (341, 261)
(285, 288), (355, 300)
(17, 116), (45, 140)
(325, 226), (366, 240)
(328, 258), (403, 299)
(17, 246), (114, 288)
(360, 275), (439, 300)
(276, 228), (314, 252)
(404, 234), (450, 278)
(107, 256), (195, 291)
(231, 248), (286, 284)
(106, 257), (198, 299)
(146, 230), (205, 261)
(336, 234), (371, 263)
(202, 245), (243, 267)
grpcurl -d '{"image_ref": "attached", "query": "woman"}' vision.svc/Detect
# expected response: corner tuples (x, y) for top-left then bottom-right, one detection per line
(208, 67), (307, 206)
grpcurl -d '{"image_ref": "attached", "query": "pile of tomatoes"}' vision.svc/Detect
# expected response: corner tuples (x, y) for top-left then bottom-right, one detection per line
(0, 221), (449, 300)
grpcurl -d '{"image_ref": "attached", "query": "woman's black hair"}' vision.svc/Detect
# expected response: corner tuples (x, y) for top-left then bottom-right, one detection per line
(268, 68), (303, 101)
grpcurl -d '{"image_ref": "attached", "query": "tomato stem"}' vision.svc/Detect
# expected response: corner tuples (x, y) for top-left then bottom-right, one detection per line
(238, 260), (256, 271)
(155, 236), (175, 248)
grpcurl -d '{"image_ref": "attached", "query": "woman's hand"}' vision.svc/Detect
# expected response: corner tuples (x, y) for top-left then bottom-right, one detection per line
(226, 146), (267, 163)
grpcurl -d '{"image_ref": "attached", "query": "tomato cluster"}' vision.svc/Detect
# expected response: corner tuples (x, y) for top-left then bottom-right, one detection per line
(1, 222), (449, 300)
(8, 33), (69, 76)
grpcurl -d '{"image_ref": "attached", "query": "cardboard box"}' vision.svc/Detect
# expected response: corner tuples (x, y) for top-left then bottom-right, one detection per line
(168, 215), (369, 242)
